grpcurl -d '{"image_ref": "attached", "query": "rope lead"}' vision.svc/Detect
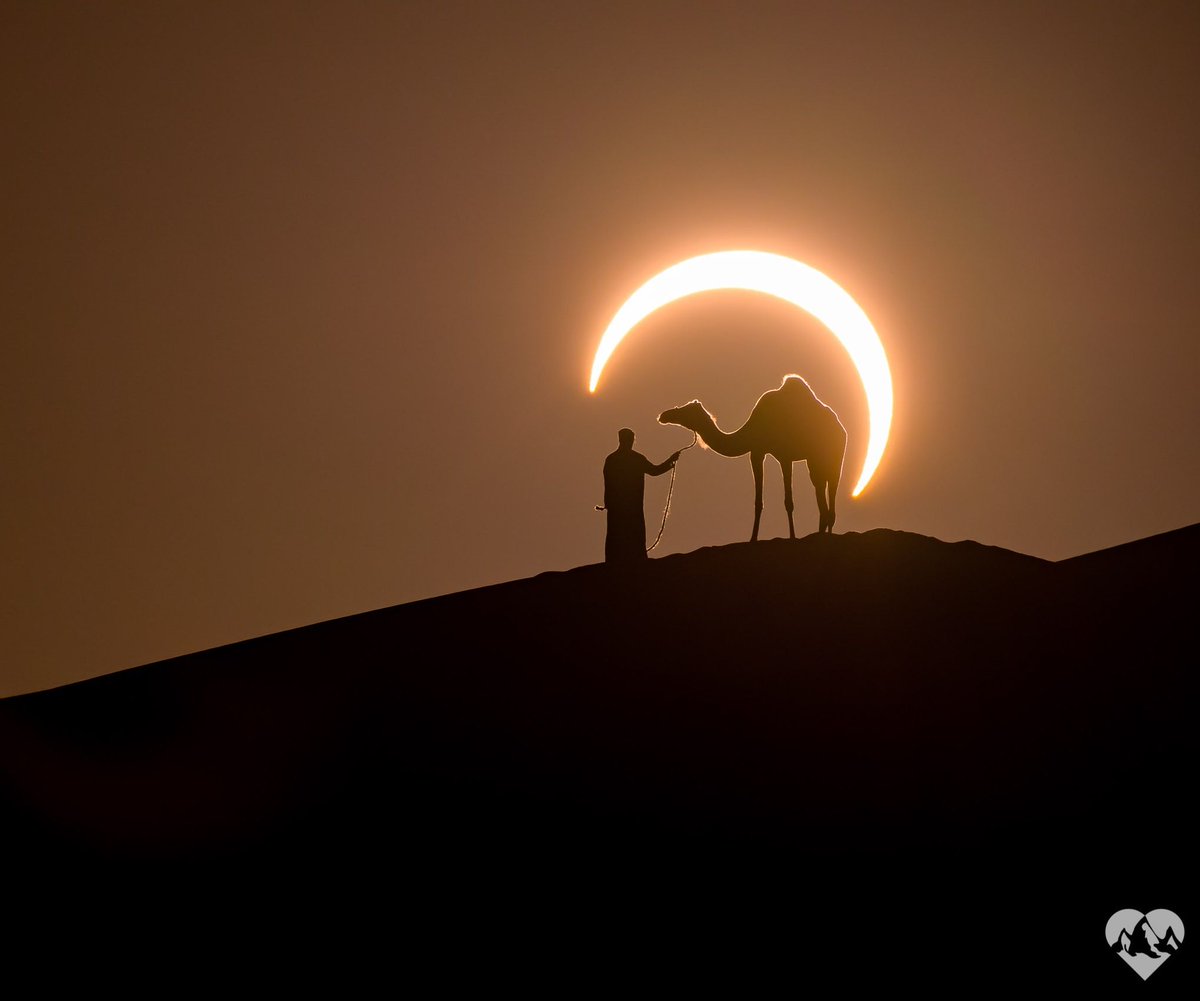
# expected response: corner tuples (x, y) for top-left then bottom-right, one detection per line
(646, 431), (698, 552)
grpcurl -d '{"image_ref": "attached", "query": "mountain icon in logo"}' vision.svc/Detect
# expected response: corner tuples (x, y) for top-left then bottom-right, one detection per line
(1106, 909), (1185, 980)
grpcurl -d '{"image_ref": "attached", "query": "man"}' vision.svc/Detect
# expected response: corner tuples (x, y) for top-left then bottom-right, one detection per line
(602, 428), (681, 564)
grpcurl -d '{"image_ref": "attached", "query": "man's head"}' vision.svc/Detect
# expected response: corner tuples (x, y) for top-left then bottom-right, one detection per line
(617, 428), (635, 448)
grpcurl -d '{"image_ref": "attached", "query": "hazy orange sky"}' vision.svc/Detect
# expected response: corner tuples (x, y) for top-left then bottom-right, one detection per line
(4, 2), (1199, 696)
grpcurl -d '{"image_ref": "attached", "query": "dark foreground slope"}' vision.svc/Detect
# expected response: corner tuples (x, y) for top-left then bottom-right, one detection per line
(2, 528), (1196, 981)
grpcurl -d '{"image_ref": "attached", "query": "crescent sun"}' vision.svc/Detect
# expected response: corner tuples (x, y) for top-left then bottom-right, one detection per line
(588, 250), (893, 497)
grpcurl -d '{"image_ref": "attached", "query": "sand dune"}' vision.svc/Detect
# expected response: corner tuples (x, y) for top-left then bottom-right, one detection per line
(2, 527), (1194, 983)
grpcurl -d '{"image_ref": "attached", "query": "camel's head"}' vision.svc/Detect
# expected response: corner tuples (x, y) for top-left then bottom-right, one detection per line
(658, 400), (705, 430)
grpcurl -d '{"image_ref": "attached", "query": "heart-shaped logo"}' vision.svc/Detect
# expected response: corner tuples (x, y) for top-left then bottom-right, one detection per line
(1106, 909), (1185, 980)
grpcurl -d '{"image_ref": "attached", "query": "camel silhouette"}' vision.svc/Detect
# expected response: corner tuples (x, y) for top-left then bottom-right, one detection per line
(658, 375), (847, 540)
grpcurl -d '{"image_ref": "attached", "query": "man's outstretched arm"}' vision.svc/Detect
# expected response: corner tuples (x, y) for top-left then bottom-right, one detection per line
(647, 451), (682, 476)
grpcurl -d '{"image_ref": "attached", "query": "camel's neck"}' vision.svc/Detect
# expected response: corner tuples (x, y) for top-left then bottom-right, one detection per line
(691, 407), (752, 457)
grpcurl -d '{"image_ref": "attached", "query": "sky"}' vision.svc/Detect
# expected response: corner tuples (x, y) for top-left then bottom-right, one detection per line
(4, 2), (1199, 696)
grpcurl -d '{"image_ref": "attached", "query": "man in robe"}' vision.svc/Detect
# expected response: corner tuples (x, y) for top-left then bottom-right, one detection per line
(602, 428), (680, 564)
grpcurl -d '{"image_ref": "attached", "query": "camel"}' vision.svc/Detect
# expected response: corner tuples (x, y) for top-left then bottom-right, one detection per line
(658, 375), (847, 540)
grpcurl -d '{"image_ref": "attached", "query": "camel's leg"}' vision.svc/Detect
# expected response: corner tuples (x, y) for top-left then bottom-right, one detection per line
(750, 452), (764, 542)
(813, 483), (830, 533)
(781, 458), (796, 539)
(810, 464), (831, 533)
(826, 466), (840, 534)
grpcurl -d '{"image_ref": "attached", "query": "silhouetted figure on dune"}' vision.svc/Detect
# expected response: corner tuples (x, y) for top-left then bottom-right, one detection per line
(659, 375), (846, 539)
(602, 428), (680, 563)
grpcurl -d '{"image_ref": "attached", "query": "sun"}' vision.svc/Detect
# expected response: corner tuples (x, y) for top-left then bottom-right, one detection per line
(588, 250), (893, 497)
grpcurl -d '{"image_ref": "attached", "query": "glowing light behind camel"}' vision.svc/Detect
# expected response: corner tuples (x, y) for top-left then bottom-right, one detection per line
(589, 251), (893, 497)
